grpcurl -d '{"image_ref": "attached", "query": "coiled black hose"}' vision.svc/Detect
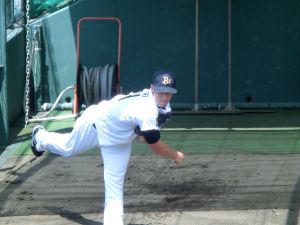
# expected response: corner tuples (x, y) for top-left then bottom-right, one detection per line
(79, 64), (118, 107)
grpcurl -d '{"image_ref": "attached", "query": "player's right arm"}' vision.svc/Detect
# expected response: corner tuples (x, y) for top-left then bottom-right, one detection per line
(136, 128), (184, 164)
(148, 140), (185, 164)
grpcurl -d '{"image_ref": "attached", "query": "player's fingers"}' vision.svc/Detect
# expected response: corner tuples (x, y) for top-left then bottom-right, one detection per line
(177, 151), (185, 159)
(174, 151), (185, 164)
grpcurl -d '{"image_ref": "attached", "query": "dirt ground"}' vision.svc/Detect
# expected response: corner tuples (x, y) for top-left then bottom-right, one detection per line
(1, 152), (300, 225)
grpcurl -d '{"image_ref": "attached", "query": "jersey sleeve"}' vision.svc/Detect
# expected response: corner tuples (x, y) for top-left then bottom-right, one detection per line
(135, 108), (160, 144)
(136, 95), (159, 131)
(140, 129), (160, 144)
(139, 115), (159, 131)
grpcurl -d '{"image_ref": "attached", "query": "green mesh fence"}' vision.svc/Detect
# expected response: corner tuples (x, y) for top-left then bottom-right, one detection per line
(29, 0), (76, 18)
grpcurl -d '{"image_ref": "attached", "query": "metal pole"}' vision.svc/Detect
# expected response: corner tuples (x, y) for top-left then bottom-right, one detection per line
(225, 0), (234, 111)
(194, 0), (199, 111)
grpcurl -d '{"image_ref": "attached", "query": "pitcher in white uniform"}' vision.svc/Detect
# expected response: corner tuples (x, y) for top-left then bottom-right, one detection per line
(31, 70), (185, 225)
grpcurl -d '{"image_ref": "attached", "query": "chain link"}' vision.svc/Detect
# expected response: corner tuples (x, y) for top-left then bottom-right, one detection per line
(24, 0), (31, 127)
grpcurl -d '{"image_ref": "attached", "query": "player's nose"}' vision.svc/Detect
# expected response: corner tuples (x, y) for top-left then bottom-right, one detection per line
(161, 93), (172, 101)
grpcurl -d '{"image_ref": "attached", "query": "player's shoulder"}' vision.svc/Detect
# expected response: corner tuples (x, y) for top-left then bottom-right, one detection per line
(125, 89), (152, 101)
(127, 88), (151, 98)
(140, 88), (151, 97)
(133, 89), (157, 113)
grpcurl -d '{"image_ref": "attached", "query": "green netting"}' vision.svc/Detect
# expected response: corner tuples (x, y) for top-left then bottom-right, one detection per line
(29, 0), (76, 18)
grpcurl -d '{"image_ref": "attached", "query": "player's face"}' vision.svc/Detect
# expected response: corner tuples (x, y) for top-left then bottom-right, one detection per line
(154, 92), (173, 108)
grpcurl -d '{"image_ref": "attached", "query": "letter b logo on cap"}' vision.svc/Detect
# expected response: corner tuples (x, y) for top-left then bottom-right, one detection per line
(162, 76), (172, 85)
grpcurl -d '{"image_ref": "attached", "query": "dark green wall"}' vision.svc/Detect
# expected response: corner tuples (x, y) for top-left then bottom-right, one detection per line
(0, 29), (26, 146)
(35, 0), (300, 110)
(199, 0), (228, 105)
(0, 0), (8, 145)
(33, 0), (195, 109)
(200, 0), (300, 108)
(232, 0), (300, 105)
(6, 30), (26, 125)
(2, 0), (300, 144)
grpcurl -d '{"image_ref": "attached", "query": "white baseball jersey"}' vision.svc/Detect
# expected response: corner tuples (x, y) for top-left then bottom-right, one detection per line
(93, 89), (171, 146)
(34, 88), (172, 225)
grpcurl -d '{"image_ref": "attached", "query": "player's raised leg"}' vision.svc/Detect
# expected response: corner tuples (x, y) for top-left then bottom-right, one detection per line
(31, 105), (99, 157)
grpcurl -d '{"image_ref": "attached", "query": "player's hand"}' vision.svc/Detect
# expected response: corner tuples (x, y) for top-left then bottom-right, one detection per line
(173, 151), (185, 164)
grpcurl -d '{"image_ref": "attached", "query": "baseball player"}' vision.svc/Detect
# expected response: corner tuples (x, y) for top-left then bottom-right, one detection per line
(31, 70), (185, 225)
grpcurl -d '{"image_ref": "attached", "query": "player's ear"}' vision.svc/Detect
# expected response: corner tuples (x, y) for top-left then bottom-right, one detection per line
(150, 85), (155, 93)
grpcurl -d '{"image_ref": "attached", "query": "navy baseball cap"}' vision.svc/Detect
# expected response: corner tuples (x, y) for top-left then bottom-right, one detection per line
(151, 70), (177, 94)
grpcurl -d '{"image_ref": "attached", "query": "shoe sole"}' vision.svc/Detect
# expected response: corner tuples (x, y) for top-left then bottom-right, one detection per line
(31, 126), (44, 157)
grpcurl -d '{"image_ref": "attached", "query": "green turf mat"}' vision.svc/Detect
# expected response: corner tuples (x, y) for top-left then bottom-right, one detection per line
(7, 110), (300, 157)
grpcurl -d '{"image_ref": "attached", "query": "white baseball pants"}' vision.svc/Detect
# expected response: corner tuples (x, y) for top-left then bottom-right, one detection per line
(35, 105), (131, 225)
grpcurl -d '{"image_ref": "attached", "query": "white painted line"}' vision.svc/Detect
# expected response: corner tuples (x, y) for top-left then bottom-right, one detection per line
(162, 127), (300, 131)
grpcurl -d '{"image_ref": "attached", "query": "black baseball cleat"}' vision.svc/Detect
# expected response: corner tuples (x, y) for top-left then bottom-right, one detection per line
(31, 125), (45, 157)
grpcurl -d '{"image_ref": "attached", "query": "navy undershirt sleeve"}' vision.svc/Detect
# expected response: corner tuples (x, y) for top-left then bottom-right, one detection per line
(140, 130), (160, 144)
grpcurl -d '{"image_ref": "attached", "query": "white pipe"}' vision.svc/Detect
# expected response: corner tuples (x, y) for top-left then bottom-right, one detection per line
(32, 85), (74, 119)
(27, 114), (78, 123)
(162, 127), (300, 131)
